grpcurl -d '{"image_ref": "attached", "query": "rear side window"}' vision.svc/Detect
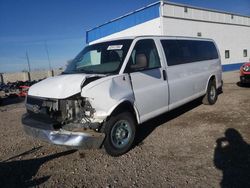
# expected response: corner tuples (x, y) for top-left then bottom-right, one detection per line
(161, 40), (219, 66)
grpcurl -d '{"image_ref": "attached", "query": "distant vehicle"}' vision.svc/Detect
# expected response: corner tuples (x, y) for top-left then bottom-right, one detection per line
(18, 85), (30, 97)
(240, 62), (250, 84)
(22, 36), (222, 156)
(0, 91), (4, 105)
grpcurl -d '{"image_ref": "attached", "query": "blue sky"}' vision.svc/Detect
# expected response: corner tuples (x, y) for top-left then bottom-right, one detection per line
(0, 0), (249, 72)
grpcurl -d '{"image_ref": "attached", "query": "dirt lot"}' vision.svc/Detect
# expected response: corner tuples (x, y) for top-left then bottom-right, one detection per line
(0, 71), (249, 188)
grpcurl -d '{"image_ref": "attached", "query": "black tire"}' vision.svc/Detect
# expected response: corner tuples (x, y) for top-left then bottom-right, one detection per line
(103, 112), (136, 157)
(239, 81), (245, 87)
(202, 80), (218, 105)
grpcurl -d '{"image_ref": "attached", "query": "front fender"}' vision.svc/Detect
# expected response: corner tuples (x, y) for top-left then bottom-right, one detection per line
(81, 74), (135, 123)
(107, 99), (141, 124)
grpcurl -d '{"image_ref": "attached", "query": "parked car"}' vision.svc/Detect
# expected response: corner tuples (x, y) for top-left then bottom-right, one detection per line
(240, 62), (250, 84)
(22, 36), (222, 156)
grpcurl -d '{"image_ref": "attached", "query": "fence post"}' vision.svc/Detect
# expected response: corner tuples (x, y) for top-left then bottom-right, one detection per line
(0, 73), (3, 83)
(48, 70), (54, 77)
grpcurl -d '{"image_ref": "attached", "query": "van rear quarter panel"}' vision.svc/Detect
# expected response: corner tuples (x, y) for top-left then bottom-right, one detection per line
(166, 58), (221, 110)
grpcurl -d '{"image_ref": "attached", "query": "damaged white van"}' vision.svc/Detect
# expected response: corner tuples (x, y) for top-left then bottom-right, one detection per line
(22, 36), (222, 156)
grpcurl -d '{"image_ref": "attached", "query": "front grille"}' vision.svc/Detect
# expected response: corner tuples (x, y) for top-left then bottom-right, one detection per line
(26, 96), (58, 108)
(26, 96), (61, 123)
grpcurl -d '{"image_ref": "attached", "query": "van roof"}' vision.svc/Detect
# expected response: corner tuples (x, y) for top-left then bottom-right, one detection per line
(90, 35), (215, 45)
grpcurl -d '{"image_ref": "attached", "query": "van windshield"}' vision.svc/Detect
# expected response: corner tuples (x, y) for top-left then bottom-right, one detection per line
(64, 40), (132, 74)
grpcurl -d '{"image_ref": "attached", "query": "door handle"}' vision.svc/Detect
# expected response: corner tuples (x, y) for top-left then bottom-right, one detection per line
(162, 70), (167, 81)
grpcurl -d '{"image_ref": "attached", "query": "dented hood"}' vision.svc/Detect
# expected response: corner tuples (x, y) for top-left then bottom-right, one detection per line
(28, 74), (89, 99)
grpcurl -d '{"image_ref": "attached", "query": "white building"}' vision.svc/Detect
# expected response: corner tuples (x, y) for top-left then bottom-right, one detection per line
(86, 1), (250, 71)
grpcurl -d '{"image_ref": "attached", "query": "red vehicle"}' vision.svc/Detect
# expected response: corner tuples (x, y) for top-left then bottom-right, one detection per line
(18, 85), (30, 97)
(240, 62), (250, 84)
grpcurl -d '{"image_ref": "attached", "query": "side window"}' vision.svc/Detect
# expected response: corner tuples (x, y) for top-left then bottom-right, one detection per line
(178, 40), (193, 64)
(127, 39), (161, 72)
(195, 41), (218, 61)
(161, 40), (182, 66)
(161, 40), (219, 66)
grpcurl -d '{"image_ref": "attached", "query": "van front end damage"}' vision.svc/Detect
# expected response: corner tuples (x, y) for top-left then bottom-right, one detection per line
(21, 74), (135, 150)
(22, 95), (106, 148)
(22, 114), (105, 148)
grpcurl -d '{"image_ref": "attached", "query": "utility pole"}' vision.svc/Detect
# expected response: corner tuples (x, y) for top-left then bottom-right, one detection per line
(26, 51), (31, 72)
(44, 41), (52, 71)
(25, 51), (31, 81)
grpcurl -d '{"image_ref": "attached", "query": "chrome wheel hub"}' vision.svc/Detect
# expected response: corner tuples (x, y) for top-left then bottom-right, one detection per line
(210, 85), (216, 101)
(111, 120), (132, 149)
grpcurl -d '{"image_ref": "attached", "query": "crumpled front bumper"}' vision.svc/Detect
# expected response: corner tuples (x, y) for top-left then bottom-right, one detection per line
(22, 113), (105, 149)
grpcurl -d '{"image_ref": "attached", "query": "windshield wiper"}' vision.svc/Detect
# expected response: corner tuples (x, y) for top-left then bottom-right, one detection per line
(75, 69), (95, 74)
(64, 69), (114, 75)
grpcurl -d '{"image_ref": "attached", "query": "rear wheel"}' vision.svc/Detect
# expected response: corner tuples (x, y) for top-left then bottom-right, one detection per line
(202, 79), (218, 105)
(103, 112), (136, 156)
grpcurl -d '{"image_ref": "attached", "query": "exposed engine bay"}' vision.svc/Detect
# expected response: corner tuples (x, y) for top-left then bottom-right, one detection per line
(26, 95), (100, 131)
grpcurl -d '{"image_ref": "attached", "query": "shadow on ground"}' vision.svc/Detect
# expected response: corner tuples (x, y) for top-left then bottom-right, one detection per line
(135, 98), (202, 146)
(0, 96), (25, 106)
(0, 147), (76, 187)
(236, 82), (250, 88)
(214, 128), (250, 188)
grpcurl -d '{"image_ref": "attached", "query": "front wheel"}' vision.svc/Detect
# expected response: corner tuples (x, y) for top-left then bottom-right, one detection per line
(202, 80), (218, 105)
(103, 112), (136, 156)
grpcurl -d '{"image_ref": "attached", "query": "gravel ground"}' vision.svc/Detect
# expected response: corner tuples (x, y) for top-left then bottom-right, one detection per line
(0, 71), (250, 188)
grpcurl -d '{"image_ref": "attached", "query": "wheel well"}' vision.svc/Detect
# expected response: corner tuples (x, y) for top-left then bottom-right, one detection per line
(109, 101), (138, 123)
(210, 75), (216, 82)
(207, 75), (216, 90)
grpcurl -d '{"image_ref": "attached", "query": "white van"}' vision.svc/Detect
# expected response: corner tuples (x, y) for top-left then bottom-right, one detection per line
(22, 36), (222, 156)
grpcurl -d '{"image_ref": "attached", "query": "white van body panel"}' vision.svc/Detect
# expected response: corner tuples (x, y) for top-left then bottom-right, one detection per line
(81, 74), (136, 123)
(28, 74), (92, 99)
(129, 69), (169, 123)
(166, 59), (222, 110)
